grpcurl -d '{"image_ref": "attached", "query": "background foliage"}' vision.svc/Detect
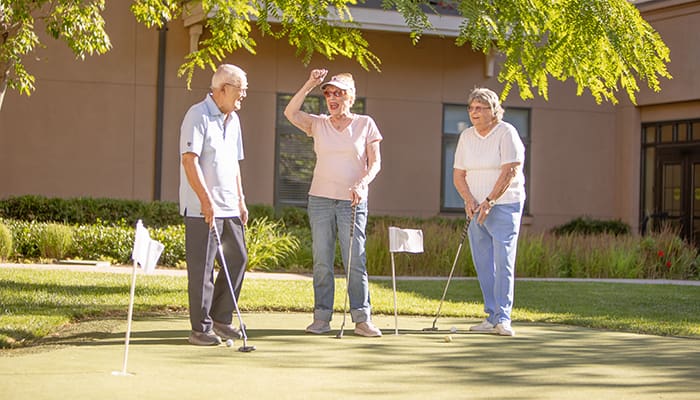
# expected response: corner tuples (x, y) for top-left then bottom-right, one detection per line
(0, 196), (698, 280)
(2, 0), (671, 111)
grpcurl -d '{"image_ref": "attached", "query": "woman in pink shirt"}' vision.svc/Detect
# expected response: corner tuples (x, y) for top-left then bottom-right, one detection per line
(284, 69), (383, 337)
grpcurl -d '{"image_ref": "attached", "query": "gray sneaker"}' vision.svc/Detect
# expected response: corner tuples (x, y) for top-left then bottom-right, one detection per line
(188, 330), (222, 346)
(213, 321), (243, 340)
(354, 321), (382, 337)
(305, 319), (331, 334)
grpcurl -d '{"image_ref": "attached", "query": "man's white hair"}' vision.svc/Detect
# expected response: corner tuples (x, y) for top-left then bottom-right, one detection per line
(211, 64), (247, 90)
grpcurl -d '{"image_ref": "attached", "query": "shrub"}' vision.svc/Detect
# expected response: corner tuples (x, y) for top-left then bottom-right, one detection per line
(247, 204), (276, 225)
(638, 228), (700, 280)
(245, 217), (300, 271)
(277, 206), (309, 228)
(37, 223), (73, 260)
(551, 217), (631, 236)
(0, 222), (13, 260)
(72, 221), (134, 264)
(150, 224), (186, 268)
(3, 219), (41, 258)
(282, 226), (314, 271)
(366, 216), (473, 277)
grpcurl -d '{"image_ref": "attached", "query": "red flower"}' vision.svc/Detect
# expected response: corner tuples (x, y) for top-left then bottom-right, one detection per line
(666, 261), (672, 269)
(657, 250), (665, 257)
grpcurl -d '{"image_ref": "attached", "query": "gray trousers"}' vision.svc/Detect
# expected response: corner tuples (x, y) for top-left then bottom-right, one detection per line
(184, 217), (247, 333)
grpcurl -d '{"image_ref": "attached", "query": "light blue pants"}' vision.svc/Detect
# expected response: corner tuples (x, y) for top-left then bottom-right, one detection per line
(468, 202), (523, 325)
(307, 195), (371, 323)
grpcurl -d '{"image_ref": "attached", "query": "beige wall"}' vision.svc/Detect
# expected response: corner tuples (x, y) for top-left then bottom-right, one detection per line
(1, 1), (698, 234)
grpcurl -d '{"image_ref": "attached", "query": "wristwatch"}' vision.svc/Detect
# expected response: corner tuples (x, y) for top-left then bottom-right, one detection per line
(486, 197), (496, 207)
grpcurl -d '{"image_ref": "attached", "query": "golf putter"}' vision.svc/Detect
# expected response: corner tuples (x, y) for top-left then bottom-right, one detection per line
(336, 205), (357, 339)
(211, 222), (256, 352)
(423, 217), (470, 331)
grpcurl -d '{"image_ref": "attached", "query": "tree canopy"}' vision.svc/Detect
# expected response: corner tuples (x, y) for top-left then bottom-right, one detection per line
(0, 0), (671, 111)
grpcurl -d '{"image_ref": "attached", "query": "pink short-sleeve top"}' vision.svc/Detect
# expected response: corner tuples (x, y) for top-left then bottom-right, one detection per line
(307, 114), (383, 201)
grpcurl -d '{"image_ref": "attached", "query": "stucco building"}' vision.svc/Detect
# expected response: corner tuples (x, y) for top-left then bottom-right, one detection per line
(0, 0), (698, 242)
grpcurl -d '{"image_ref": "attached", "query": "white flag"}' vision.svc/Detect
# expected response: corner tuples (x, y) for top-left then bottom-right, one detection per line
(389, 227), (424, 253)
(131, 220), (165, 274)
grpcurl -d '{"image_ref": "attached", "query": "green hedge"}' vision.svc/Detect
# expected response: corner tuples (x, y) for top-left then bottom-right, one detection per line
(0, 195), (308, 229)
(1, 196), (698, 280)
(551, 217), (631, 236)
(0, 195), (182, 227)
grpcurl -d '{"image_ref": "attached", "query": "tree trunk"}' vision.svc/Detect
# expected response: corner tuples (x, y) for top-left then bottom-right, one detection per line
(0, 52), (9, 113)
(0, 72), (7, 113)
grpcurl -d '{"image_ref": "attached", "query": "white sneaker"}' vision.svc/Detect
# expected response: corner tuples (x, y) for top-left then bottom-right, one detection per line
(354, 321), (382, 337)
(305, 319), (331, 334)
(495, 321), (515, 336)
(470, 320), (496, 332)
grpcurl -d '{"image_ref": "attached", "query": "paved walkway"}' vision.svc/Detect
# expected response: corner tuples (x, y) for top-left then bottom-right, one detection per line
(2, 262), (699, 285)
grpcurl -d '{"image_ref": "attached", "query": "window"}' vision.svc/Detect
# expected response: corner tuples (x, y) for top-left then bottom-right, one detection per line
(441, 104), (531, 214)
(274, 94), (366, 207)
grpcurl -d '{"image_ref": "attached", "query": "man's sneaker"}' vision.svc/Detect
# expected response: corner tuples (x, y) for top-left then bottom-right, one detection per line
(354, 321), (382, 337)
(470, 320), (496, 333)
(305, 319), (331, 334)
(188, 330), (222, 346)
(495, 321), (515, 336)
(213, 321), (243, 340)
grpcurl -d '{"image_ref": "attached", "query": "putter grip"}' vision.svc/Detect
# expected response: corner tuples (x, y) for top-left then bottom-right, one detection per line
(350, 205), (356, 239)
(459, 218), (469, 243)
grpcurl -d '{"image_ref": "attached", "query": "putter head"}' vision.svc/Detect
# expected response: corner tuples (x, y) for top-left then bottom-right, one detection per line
(238, 345), (256, 352)
(422, 327), (439, 332)
(335, 331), (344, 339)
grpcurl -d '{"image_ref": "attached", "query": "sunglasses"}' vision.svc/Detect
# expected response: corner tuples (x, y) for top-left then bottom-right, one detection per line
(323, 89), (346, 98)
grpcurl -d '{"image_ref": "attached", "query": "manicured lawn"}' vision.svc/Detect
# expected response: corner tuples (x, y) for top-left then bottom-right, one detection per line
(1, 267), (699, 348)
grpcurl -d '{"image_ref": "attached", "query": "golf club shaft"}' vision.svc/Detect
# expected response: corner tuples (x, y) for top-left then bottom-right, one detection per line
(212, 221), (250, 346)
(337, 205), (357, 338)
(430, 218), (470, 328)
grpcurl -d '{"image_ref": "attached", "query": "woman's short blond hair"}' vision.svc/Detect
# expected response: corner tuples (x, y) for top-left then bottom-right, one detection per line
(467, 87), (504, 121)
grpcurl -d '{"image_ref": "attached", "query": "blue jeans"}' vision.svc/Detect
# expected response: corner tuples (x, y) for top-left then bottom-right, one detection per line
(308, 195), (371, 323)
(468, 202), (523, 325)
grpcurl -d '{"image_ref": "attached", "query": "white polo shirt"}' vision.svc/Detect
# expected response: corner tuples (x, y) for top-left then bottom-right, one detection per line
(453, 121), (525, 204)
(179, 95), (244, 218)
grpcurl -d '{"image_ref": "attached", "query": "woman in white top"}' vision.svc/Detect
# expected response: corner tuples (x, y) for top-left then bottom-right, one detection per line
(453, 87), (526, 336)
(284, 69), (383, 337)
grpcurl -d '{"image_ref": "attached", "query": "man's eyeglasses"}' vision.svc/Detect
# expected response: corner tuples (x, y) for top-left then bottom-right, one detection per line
(468, 105), (489, 113)
(225, 83), (247, 94)
(323, 89), (346, 98)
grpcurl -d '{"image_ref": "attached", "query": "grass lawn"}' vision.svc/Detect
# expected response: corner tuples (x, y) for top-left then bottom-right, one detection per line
(1, 267), (699, 348)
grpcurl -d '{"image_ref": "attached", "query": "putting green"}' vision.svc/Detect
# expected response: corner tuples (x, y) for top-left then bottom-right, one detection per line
(1, 313), (698, 399)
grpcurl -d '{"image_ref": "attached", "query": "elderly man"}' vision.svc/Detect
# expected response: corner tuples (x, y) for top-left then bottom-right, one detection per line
(179, 64), (249, 346)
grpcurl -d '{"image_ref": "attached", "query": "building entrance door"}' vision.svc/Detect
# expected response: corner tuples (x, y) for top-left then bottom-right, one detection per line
(655, 147), (700, 247)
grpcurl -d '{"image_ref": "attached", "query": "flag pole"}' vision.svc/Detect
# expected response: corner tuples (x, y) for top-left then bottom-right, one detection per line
(113, 260), (138, 376)
(390, 252), (399, 335)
